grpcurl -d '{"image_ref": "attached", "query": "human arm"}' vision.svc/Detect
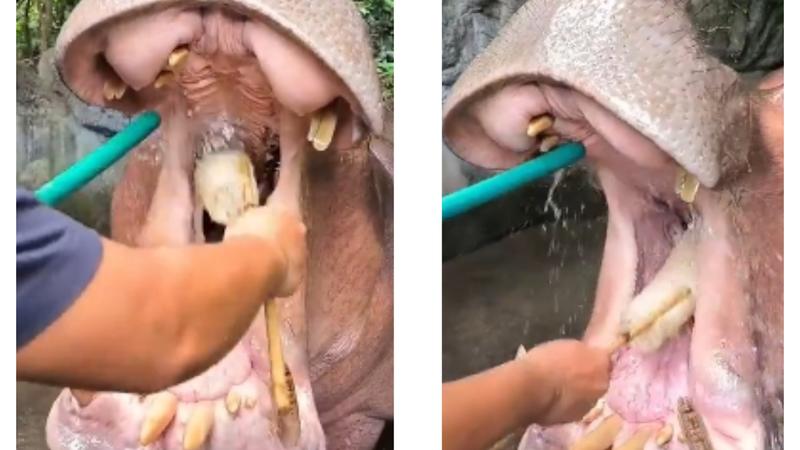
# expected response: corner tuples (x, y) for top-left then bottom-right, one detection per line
(17, 200), (305, 394)
(442, 340), (611, 450)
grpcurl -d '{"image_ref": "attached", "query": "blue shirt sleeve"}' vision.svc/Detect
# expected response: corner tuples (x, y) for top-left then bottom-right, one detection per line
(16, 188), (103, 349)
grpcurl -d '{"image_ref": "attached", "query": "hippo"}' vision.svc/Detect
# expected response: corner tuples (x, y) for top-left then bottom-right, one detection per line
(443, 1), (783, 449)
(44, 1), (393, 449)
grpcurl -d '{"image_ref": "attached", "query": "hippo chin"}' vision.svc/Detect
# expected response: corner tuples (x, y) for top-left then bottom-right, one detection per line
(45, 1), (392, 450)
(444, 1), (782, 449)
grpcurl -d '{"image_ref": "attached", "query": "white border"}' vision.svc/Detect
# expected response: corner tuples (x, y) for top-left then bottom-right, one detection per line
(6, 2), (792, 449)
(394, 0), (443, 447)
(7, 0), (19, 445)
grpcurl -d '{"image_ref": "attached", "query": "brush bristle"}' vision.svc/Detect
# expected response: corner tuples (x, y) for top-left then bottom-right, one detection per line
(620, 225), (699, 353)
(622, 291), (695, 353)
(194, 150), (258, 226)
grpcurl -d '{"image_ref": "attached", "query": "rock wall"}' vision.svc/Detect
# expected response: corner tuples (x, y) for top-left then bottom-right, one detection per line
(442, 0), (526, 97)
(441, 0), (605, 259)
(441, 0), (527, 195)
(17, 49), (129, 233)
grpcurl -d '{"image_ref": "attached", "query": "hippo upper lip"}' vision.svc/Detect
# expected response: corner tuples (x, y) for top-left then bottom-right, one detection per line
(443, 0), (747, 188)
(55, 0), (384, 133)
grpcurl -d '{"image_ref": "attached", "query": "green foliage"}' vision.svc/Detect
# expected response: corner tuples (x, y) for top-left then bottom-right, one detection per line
(17, 0), (80, 61)
(355, 0), (394, 101)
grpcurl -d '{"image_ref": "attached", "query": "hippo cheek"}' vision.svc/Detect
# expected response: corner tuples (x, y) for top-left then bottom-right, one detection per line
(727, 68), (783, 429)
(45, 2), (388, 450)
(444, 1), (781, 449)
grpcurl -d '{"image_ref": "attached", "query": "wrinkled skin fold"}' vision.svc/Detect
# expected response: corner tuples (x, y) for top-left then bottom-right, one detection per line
(443, 1), (782, 449)
(45, 1), (393, 449)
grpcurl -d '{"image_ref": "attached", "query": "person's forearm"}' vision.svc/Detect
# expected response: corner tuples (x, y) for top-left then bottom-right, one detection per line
(442, 359), (554, 450)
(17, 236), (285, 393)
(147, 236), (284, 378)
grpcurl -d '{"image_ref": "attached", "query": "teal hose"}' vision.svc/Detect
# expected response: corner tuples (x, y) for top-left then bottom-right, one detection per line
(442, 142), (586, 220)
(34, 111), (161, 206)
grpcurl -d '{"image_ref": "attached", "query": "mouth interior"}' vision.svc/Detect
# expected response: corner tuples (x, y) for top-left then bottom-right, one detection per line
(597, 136), (697, 424)
(446, 81), (740, 446)
(51, 4), (373, 448)
(607, 180), (696, 423)
(198, 131), (282, 244)
(632, 195), (692, 296)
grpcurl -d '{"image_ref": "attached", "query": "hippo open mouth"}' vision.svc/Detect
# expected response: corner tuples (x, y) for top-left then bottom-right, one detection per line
(45, 1), (392, 450)
(444, 1), (783, 449)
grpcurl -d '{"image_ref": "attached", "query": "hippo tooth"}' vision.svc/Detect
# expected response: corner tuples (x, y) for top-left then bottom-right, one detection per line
(194, 150), (259, 226)
(154, 71), (175, 89)
(540, 135), (560, 153)
(526, 115), (553, 138)
(168, 46), (190, 70)
(580, 398), (605, 424)
(70, 388), (95, 407)
(675, 168), (700, 203)
(307, 114), (321, 142)
(655, 423), (674, 446)
(139, 392), (178, 446)
(569, 413), (623, 450)
(615, 428), (652, 450)
(266, 299), (294, 413)
(308, 106), (338, 151)
(225, 391), (241, 414)
(102, 79), (126, 100)
(183, 403), (214, 450)
(515, 344), (526, 360)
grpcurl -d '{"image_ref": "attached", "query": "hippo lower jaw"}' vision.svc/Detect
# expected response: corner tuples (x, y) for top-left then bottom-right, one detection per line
(47, 301), (323, 450)
(45, 4), (381, 450)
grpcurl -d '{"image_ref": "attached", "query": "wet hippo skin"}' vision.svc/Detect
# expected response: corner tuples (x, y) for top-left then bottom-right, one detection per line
(44, 1), (392, 449)
(443, 1), (783, 449)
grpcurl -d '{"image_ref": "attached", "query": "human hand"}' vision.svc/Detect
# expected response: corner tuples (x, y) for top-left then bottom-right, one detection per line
(521, 339), (611, 426)
(224, 203), (307, 297)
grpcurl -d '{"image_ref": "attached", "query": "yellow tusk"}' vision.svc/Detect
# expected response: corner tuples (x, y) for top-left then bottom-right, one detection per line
(527, 115), (554, 138)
